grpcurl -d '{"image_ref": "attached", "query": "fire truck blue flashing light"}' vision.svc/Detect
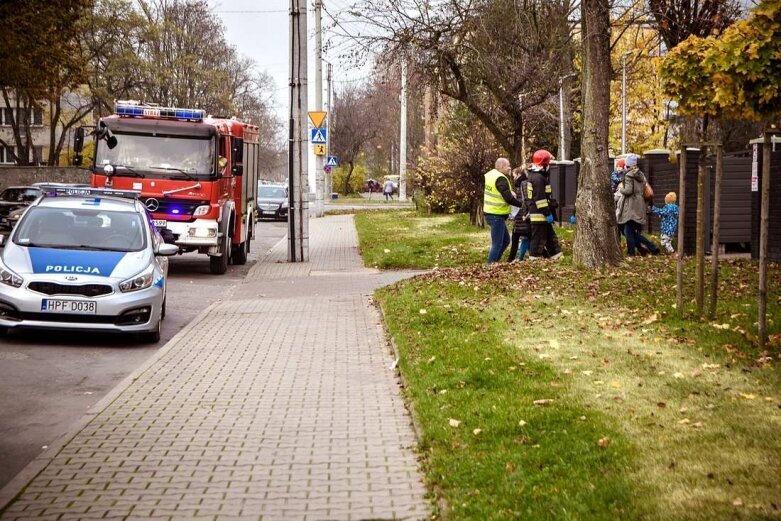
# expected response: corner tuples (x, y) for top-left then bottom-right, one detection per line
(114, 102), (205, 122)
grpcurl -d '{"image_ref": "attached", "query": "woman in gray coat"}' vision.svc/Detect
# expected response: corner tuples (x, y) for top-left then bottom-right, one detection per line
(616, 154), (660, 256)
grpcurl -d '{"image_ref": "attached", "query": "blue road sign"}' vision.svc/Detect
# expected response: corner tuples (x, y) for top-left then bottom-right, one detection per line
(311, 128), (327, 144)
(326, 156), (338, 167)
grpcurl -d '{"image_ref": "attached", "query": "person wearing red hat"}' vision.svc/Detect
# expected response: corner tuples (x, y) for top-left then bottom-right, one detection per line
(611, 158), (626, 192)
(526, 149), (562, 260)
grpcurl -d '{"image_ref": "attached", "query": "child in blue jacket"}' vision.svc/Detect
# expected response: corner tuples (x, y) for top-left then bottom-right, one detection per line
(650, 192), (679, 254)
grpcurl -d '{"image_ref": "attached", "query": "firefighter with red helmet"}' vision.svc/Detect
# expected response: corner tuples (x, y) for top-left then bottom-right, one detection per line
(526, 149), (563, 260)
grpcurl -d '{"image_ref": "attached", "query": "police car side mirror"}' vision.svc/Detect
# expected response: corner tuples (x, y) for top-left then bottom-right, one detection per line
(155, 243), (179, 256)
(0, 235), (5, 247)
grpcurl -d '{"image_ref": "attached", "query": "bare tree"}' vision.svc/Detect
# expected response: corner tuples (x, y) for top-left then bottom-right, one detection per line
(331, 86), (377, 193)
(647, 0), (742, 49)
(337, 0), (576, 162)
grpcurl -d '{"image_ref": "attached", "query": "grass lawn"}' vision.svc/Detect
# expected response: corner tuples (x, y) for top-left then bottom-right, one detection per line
(355, 211), (781, 520)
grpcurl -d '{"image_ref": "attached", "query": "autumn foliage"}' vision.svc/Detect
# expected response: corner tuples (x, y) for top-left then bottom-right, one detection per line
(661, 0), (781, 121)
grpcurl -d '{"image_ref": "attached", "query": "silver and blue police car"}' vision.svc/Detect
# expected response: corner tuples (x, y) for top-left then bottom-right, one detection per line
(0, 187), (178, 342)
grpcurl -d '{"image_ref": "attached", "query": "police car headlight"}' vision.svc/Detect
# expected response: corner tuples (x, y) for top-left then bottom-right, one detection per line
(193, 205), (210, 217)
(0, 262), (23, 288)
(119, 265), (154, 292)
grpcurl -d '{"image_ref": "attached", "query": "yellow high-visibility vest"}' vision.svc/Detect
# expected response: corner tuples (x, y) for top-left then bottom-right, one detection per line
(483, 169), (510, 215)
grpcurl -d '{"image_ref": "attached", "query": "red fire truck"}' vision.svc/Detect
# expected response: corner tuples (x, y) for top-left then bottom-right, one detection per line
(78, 101), (260, 274)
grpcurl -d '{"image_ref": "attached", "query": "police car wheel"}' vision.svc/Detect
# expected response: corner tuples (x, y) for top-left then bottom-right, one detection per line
(0, 326), (7, 336)
(139, 318), (161, 344)
(161, 298), (166, 320)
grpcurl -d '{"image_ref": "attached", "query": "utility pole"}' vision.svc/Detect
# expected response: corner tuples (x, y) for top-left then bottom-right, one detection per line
(558, 73), (576, 161)
(399, 58), (408, 201)
(313, 0), (324, 217)
(288, 0), (308, 262)
(621, 51), (632, 155)
(517, 92), (526, 166)
(326, 61), (333, 199)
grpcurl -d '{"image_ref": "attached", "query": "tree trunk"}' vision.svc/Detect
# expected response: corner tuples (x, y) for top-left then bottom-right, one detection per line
(708, 144), (723, 319)
(343, 161), (355, 194)
(470, 200), (484, 228)
(572, 0), (623, 268)
(758, 130), (771, 349)
(48, 97), (61, 166)
(423, 84), (435, 152)
(695, 143), (707, 316)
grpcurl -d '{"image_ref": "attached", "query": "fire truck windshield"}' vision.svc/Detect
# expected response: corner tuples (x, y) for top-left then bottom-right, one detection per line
(95, 133), (215, 178)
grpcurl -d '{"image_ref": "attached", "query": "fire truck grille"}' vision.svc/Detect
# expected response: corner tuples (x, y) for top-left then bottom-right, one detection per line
(143, 199), (209, 216)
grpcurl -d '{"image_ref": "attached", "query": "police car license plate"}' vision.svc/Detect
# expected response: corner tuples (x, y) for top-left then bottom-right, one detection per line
(41, 299), (97, 314)
(153, 220), (167, 228)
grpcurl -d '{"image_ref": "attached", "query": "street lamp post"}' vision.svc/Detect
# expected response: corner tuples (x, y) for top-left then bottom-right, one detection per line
(558, 73), (577, 161)
(621, 51), (633, 155)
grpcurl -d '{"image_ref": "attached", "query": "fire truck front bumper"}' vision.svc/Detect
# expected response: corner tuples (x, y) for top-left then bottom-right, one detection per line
(164, 219), (220, 249)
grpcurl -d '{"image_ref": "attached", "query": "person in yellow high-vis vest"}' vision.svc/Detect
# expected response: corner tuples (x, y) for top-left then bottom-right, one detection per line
(484, 158), (526, 263)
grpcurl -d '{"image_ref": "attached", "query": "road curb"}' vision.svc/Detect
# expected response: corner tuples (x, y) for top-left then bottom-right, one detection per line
(0, 298), (219, 513)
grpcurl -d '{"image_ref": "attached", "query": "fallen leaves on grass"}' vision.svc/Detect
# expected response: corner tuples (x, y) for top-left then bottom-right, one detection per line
(598, 437), (610, 448)
(533, 399), (554, 406)
(449, 418), (462, 428)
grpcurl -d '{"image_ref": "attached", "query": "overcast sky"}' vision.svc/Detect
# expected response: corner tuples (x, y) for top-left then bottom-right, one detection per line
(209, 1), (374, 185)
(210, 0), (374, 121)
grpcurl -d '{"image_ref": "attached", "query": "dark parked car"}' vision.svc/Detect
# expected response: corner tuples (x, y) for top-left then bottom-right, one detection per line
(257, 184), (288, 221)
(0, 186), (42, 230)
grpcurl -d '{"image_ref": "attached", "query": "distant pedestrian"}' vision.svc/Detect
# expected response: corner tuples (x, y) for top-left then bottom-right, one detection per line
(611, 158), (626, 192)
(484, 158), (526, 263)
(650, 192), (679, 254)
(616, 154), (660, 256)
(383, 179), (394, 201)
(526, 149), (562, 260)
(506, 167), (531, 262)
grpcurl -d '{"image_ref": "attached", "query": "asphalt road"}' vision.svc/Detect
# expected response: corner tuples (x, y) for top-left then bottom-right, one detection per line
(0, 220), (287, 489)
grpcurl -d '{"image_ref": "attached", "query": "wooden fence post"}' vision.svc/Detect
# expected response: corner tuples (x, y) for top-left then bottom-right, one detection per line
(676, 146), (687, 314)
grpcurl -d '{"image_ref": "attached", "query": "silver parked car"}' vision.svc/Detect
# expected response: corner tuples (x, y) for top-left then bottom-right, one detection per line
(0, 187), (178, 342)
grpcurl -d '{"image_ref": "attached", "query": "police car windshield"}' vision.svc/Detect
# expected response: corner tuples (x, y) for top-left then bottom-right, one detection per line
(13, 207), (147, 252)
(95, 133), (215, 177)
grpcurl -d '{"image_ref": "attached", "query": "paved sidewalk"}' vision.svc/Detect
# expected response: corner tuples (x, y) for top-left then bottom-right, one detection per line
(0, 215), (429, 520)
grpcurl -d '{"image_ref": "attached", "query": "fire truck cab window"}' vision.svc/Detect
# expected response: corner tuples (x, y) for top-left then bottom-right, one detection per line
(96, 133), (216, 177)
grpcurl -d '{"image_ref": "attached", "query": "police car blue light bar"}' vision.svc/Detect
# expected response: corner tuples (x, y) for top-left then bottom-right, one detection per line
(114, 101), (205, 122)
(38, 185), (141, 199)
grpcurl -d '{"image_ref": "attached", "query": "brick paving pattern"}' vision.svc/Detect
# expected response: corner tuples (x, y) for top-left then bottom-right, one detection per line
(1, 215), (429, 520)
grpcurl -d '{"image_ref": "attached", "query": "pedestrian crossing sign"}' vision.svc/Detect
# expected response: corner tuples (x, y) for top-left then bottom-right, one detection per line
(326, 156), (338, 167)
(310, 128), (327, 144)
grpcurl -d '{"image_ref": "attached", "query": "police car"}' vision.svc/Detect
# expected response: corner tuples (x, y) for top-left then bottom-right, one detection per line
(0, 186), (178, 342)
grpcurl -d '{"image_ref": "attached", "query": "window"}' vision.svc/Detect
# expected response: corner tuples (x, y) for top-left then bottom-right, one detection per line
(33, 108), (43, 126)
(0, 147), (15, 164)
(2, 108), (12, 126)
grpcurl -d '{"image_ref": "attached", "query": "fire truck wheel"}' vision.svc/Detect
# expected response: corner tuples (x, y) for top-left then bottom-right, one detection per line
(209, 236), (230, 275)
(232, 240), (248, 265)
